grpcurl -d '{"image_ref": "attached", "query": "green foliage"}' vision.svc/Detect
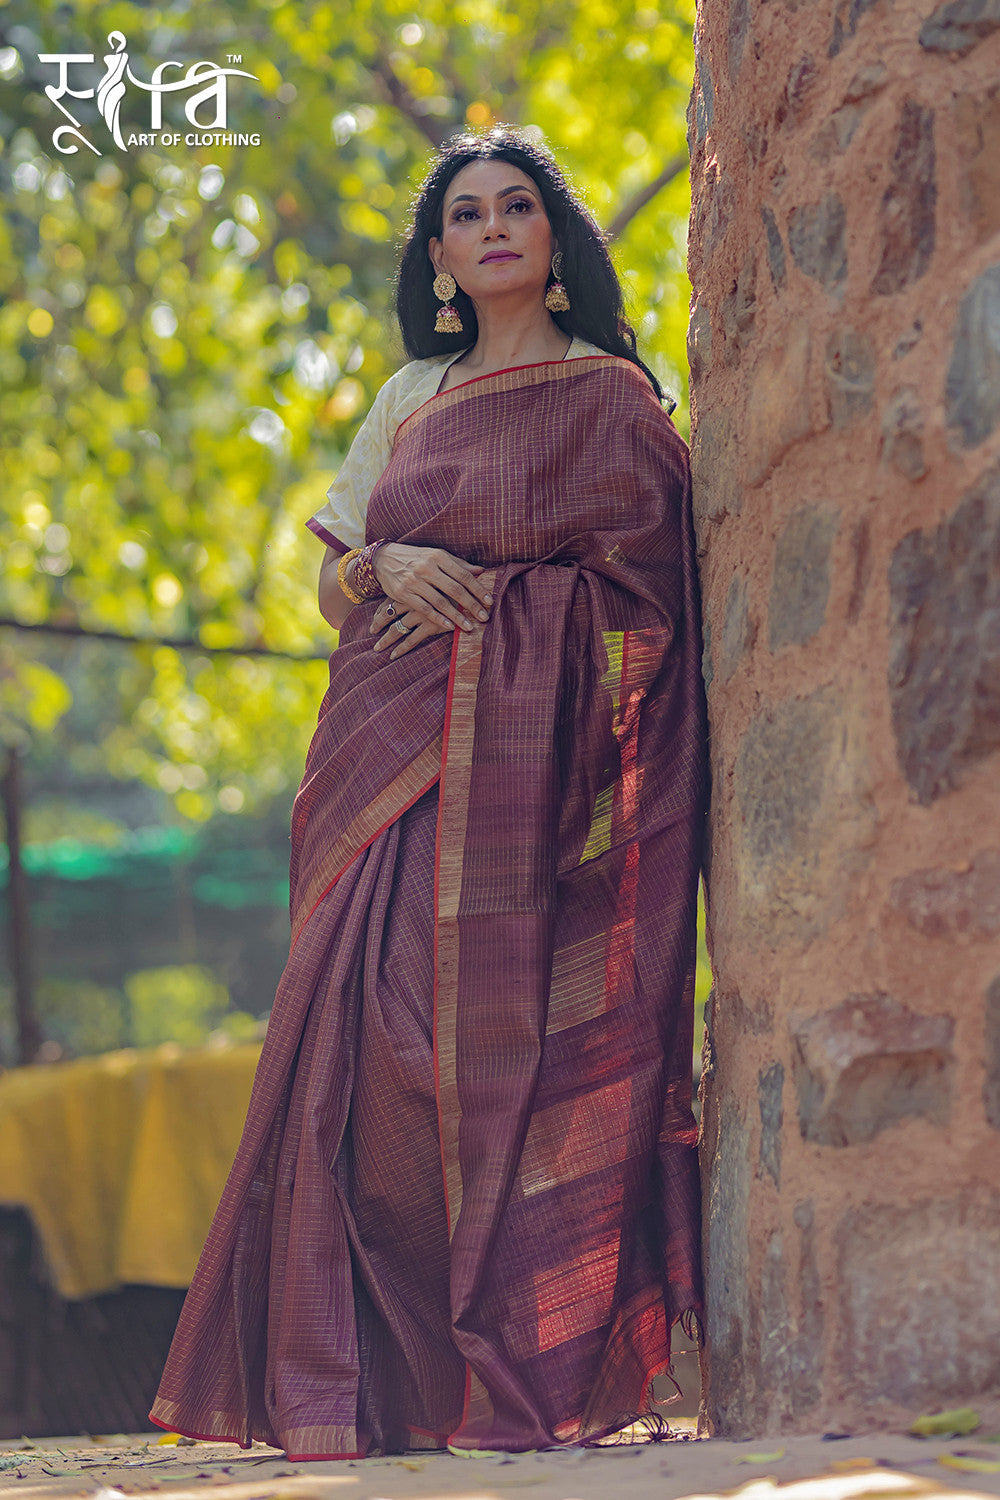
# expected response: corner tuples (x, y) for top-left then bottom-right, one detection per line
(0, 964), (264, 1057)
(125, 963), (230, 1047)
(0, 0), (695, 818)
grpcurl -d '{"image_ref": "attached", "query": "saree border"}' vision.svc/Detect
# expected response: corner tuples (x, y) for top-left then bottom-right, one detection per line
(431, 574), (498, 1445)
(304, 516), (351, 553)
(431, 600), (494, 1236)
(395, 354), (641, 447)
(290, 744), (442, 949)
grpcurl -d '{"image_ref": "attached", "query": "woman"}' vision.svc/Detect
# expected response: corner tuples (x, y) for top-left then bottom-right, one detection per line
(150, 127), (709, 1460)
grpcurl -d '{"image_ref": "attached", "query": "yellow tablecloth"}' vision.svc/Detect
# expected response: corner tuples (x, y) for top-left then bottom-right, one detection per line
(0, 1041), (261, 1299)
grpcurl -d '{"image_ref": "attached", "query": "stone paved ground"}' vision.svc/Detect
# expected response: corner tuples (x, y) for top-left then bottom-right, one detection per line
(3, 1427), (1000, 1500)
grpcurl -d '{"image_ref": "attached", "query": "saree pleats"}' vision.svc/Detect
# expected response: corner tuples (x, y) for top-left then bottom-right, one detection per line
(151, 356), (709, 1456)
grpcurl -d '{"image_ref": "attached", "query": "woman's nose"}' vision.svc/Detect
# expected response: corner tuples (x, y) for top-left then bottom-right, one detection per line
(482, 209), (507, 239)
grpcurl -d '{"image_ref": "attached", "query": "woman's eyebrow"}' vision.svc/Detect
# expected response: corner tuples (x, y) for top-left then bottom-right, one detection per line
(447, 184), (538, 207)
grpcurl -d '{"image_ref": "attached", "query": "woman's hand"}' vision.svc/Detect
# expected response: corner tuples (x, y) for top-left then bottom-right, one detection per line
(372, 543), (492, 633)
(370, 604), (451, 661)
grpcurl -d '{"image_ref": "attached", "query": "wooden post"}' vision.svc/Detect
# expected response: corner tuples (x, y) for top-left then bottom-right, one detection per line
(2, 745), (41, 1066)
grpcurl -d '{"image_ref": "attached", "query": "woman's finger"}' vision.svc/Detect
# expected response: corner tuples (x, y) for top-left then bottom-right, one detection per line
(411, 553), (491, 621)
(388, 620), (437, 659)
(368, 597), (398, 634)
(389, 582), (475, 632)
(433, 556), (494, 615)
(372, 609), (442, 655)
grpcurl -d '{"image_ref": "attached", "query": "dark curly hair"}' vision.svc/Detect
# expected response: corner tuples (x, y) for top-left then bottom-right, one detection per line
(395, 126), (669, 407)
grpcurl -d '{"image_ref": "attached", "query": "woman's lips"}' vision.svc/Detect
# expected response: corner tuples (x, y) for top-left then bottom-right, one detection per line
(480, 251), (521, 262)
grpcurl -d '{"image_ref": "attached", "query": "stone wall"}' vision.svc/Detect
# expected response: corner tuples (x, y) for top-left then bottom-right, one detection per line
(687, 0), (1000, 1436)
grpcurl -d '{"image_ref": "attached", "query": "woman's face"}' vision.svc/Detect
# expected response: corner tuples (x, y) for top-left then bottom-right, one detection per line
(428, 160), (555, 308)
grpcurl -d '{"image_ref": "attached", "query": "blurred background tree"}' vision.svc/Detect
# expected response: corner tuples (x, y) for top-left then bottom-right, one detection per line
(0, 0), (708, 1062)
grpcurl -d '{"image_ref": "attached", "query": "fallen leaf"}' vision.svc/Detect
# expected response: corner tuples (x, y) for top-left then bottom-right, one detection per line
(910, 1408), (980, 1437)
(395, 1459), (426, 1470)
(734, 1449), (787, 1464)
(829, 1458), (878, 1470)
(156, 1434), (181, 1446)
(939, 1454), (1000, 1473)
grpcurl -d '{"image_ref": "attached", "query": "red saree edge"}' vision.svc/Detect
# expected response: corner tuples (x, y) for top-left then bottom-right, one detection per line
(286, 1451), (364, 1461)
(148, 1412), (364, 1461)
(305, 517), (350, 554)
(146, 1411), (253, 1449)
(289, 770), (441, 955)
(396, 354), (623, 439)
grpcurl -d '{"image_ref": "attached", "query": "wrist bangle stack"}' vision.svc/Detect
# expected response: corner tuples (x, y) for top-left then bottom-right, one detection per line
(351, 539), (389, 600)
(337, 548), (366, 604)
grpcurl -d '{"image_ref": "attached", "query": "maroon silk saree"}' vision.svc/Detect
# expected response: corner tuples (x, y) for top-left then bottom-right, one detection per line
(149, 355), (709, 1458)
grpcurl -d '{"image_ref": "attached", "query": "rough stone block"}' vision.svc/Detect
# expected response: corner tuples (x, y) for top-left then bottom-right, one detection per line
(889, 849), (1000, 938)
(893, 319), (923, 360)
(838, 1194), (1000, 1407)
(792, 1199), (822, 1415)
(944, 262), (1000, 450)
(824, 325), (875, 428)
(691, 407), (740, 553)
(872, 101), (936, 296)
(728, 0), (750, 79)
(761, 206), (787, 291)
(720, 254), (757, 367)
(745, 322), (813, 485)
(695, 45), (715, 142)
(776, 54), (818, 129)
(687, 297), (713, 383)
(732, 686), (876, 942)
(846, 515), (871, 624)
(888, 462), (1000, 803)
(768, 504), (838, 650)
(986, 974), (1000, 1130)
(955, 88), (1000, 245)
(720, 572), (756, 681)
(880, 387), (927, 480)
(756, 1209), (824, 1427)
(705, 1099), (754, 1429)
(792, 993), (955, 1146)
(788, 194), (847, 293)
(920, 0), (1000, 55)
(828, 0), (883, 56)
(758, 1062), (783, 1186)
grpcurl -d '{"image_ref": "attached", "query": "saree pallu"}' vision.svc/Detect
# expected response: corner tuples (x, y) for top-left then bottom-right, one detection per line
(149, 355), (710, 1458)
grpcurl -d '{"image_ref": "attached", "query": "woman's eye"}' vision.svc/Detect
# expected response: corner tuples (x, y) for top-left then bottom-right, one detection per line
(453, 208), (478, 222)
(507, 199), (532, 212)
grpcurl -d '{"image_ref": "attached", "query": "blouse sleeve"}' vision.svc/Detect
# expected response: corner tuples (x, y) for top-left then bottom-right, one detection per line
(306, 377), (398, 554)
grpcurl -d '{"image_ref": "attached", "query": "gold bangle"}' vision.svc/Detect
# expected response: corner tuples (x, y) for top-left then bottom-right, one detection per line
(337, 548), (365, 604)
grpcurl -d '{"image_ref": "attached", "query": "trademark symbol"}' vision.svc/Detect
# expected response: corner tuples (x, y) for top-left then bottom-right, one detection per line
(227, 53), (242, 64)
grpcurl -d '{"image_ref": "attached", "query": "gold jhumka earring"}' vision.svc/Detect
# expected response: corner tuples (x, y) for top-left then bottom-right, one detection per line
(433, 272), (463, 333)
(544, 252), (570, 312)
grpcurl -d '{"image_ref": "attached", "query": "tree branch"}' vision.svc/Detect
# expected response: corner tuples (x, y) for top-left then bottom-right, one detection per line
(369, 55), (456, 150)
(604, 154), (688, 241)
(0, 618), (329, 662)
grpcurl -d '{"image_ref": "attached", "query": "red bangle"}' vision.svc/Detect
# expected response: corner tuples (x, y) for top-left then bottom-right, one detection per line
(351, 539), (389, 600)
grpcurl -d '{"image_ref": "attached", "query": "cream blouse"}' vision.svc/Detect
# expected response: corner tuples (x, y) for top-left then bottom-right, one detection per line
(307, 337), (611, 553)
